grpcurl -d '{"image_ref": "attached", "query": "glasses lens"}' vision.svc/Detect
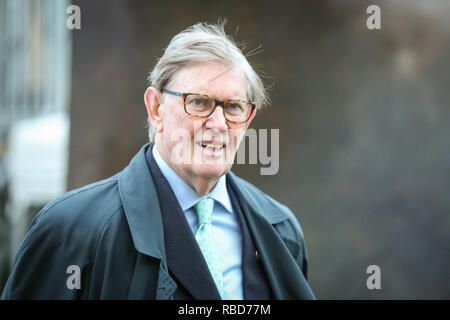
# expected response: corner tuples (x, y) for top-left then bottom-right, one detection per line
(224, 101), (251, 122)
(185, 95), (214, 116)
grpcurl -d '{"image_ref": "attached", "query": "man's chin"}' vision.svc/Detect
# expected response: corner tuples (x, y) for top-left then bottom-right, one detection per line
(190, 162), (230, 179)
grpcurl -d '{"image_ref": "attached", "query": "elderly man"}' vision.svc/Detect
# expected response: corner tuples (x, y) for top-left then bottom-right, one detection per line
(2, 22), (315, 300)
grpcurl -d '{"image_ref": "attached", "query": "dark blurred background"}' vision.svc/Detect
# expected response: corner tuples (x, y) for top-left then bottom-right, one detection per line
(1, 0), (449, 299)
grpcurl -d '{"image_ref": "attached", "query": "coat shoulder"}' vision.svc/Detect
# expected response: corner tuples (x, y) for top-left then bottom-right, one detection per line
(2, 175), (126, 299)
(31, 174), (123, 234)
(229, 174), (305, 240)
(229, 173), (310, 279)
(18, 173), (127, 270)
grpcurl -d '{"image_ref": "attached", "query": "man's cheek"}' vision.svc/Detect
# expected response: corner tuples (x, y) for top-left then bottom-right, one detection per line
(224, 132), (240, 165)
(230, 128), (246, 147)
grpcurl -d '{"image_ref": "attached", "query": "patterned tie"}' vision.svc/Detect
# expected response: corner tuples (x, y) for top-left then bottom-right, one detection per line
(194, 197), (224, 298)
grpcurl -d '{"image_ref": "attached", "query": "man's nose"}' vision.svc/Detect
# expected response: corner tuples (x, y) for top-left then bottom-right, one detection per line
(204, 106), (228, 131)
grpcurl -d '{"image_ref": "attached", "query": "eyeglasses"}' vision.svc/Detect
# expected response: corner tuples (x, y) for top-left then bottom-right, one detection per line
(160, 88), (256, 123)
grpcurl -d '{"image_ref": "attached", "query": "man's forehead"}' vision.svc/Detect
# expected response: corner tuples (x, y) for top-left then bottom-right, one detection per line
(170, 61), (247, 97)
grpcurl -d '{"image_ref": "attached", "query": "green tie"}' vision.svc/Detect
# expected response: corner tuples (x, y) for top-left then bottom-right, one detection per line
(194, 197), (224, 298)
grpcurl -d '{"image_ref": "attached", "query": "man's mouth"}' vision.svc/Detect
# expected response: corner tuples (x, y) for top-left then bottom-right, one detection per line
(196, 141), (225, 151)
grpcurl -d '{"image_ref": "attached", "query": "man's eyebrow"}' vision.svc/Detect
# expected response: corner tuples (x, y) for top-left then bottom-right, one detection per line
(192, 91), (246, 101)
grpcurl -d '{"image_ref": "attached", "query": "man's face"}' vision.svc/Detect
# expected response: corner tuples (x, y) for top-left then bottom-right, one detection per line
(154, 61), (255, 185)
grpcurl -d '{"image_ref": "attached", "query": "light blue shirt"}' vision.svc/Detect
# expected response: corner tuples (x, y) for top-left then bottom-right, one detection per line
(152, 145), (243, 300)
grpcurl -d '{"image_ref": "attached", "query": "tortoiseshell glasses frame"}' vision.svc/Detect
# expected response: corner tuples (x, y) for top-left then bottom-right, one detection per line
(160, 88), (256, 124)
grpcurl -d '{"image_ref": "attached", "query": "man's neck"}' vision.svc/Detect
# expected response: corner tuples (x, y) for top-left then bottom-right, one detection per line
(186, 176), (218, 197)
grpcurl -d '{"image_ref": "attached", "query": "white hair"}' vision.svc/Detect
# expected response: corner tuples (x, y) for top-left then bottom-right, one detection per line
(146, 20), (270, 141)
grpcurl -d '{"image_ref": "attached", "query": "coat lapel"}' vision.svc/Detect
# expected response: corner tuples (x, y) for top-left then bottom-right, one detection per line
(118, 143), (177, 299)
(227, 182), (271, 299)
(227, 172), (316, 300)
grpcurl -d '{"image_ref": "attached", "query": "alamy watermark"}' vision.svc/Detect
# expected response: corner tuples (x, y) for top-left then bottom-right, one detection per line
(66, 265), (81, 290)
(366, 265), (381, 290)
(366, 5), (381, 30)
(66, 5), (81, 30)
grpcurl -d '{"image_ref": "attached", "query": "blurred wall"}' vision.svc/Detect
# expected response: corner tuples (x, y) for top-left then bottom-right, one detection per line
(68, 0), (450, 299)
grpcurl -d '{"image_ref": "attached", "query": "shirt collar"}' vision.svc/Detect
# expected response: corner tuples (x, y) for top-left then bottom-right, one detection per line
(152, 145), (233, 213)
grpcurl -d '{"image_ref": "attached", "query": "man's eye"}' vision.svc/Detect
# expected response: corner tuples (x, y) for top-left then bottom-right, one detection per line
(191, 98), (208, 106)
(228, 103), (242, 110)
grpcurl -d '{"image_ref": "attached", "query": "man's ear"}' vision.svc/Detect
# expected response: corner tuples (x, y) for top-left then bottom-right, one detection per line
(144, 87), (163, 133)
